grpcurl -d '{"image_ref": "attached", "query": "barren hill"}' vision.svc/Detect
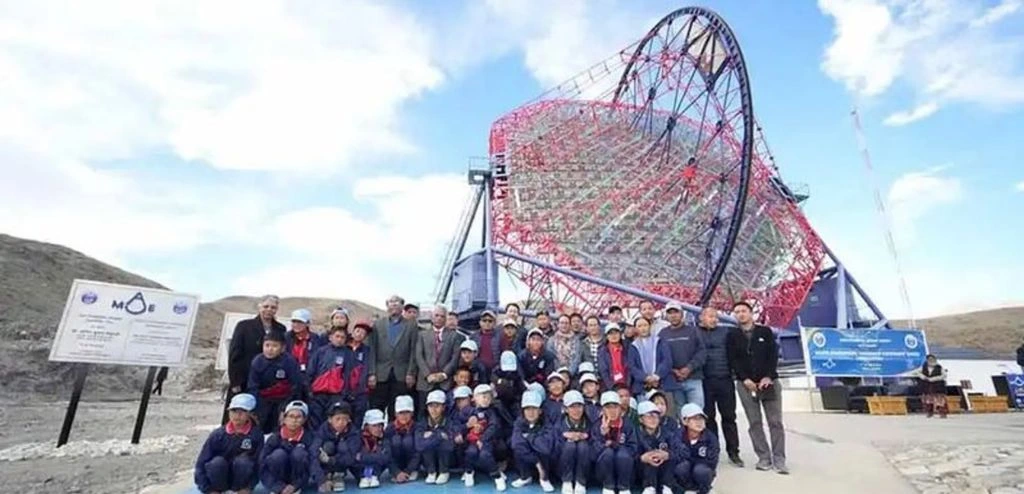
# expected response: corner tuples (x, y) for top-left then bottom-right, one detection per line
(896, 307), (1024, 359)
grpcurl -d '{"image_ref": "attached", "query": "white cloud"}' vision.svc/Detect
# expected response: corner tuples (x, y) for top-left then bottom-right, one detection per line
(0, 0), (443, 172)
(886, 167), (963, 246)
(1015, 181), (1024, 192)
(883, 101), (939, 126)
(819, 0), (1024, 123)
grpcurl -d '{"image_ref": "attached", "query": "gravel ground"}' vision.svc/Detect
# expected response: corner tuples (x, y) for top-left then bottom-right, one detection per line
(0, 392), (223, 494)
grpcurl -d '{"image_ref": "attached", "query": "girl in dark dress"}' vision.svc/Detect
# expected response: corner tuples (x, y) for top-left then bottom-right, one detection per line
(916, 354), (949, 418)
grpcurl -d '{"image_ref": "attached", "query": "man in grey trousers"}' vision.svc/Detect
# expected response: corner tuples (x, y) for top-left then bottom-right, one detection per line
(369, 295), (420, 419)
(726, 301), (788, 474)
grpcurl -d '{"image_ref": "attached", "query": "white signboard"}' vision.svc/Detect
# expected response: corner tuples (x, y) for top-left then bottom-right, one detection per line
(49, 279), (200, 367)
(215, 312), (290, 370)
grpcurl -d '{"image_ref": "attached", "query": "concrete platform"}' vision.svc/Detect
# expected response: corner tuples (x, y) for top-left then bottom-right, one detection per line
(148, 411), (1024, 494)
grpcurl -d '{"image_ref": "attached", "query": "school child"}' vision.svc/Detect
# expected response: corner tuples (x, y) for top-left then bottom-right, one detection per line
(543, 372), (569, 424)
(449, 385), (474, 419)
(308, 326), (352, 428)
(452, 367), (473, 391)
(357, 409), (390, 488)
(315, 401), (360, 492)
(555, 366), (573, 384)
(555, 390), (592, 494)
(511, 391), (555, 492)
(575, 361), (597, 388)
(385, 395), (420, 483)
(259, 401), (323, 494)
(417, 390), (457, 485)
(463, 384), (508, 491)
(674, 403), (719, 494)
(194, 393), (263, 494)
(448, 385), (474, 475)
(579, 373), (602, 423)
(645, 390), (679, 436)
(519, 328), (557, 386)
(616, 388), (639, 428)
(591, 390), (637, 494)
(493, 350), (525, 412)
(247, 331), (305, 434)
(347, 321), (375, 428)
(285, 308), (325, 376)
(457, 339), (490, 385)
(598, 323), (644, 396)
(499, 318), (527, 354)
(635, 401), (682, 494)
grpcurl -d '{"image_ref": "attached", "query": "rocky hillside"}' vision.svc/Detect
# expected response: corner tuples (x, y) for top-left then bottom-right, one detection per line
(896, 307), (1024, 359)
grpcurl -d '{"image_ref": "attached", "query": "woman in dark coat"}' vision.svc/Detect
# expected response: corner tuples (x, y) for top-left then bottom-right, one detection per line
(915, 354), (949, 418)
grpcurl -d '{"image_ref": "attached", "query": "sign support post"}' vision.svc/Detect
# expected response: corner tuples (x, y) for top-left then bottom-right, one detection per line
(131, 366), (158, 444)
(57, 363), (90, 447)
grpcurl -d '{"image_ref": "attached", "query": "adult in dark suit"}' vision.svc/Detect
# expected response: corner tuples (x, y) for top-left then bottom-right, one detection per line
(414, 304), (464, 412)
(368, 295), (420, 419)
(223, 294), (286, 424)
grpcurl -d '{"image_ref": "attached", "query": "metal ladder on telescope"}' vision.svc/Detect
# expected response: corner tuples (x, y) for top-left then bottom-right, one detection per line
(432, 186), (485, 305)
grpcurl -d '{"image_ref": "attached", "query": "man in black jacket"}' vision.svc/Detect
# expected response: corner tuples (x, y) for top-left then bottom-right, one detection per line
(726, 301), (787, 474)
(699, 306), (743, 467)
(223, 294), (287, 424)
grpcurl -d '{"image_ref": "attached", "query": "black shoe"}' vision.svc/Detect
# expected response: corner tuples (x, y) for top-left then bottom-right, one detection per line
(729, 453), (745, 467)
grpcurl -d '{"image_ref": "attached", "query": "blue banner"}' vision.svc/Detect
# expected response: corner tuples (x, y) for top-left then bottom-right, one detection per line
(802, 327), (929, 377)
(1007, 374), (1024, 409)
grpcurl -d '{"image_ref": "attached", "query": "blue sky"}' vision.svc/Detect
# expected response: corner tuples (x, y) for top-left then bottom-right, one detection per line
(0, 0), (1021, 320)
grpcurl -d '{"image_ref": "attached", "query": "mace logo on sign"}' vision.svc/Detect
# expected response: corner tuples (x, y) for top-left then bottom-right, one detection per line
(80, 291), (98, 305)
(173, 301), (189, 315)
(811, 331), (826, 348)
(111, 292), (156, 315)
(904, 333), (919, 349)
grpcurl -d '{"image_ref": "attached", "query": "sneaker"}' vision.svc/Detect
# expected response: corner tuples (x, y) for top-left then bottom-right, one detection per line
(358, 478), (370, 489)
(495, 473), (508, 492)
(540, 479), (555, 492)
(408, 471), (419, 482)
(562, 481), (574, 494)
(617, 489), (632, 494)
(729, 453), (745, 468)
(512, 477), (533, 488)
(775, 463), (790, 475)
(435, 472), (450, 484)
(661, 487), (673, 494)
(642, 488), (656, 494)
(464, 471), (476, 487)
(574, 483), (587, 494)
(424, 473), (437, 484)
(333, 476), (346, 492)
(368, 475), (380, 488)
(755, 459), (772, 471)
(602, 489), (616, 494)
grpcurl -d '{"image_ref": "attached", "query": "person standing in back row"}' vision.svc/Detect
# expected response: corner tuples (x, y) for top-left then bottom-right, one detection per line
(698, 306), (743, 467)
(369, 295), (420, 419)
(224, 294), (287, 425)
(727, 301), (787, 474)
(415, 305), (465, 414)
(657, 302), (707, 411)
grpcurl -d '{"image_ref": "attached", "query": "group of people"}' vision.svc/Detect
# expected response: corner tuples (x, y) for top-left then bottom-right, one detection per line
(195, 294), (789, 494)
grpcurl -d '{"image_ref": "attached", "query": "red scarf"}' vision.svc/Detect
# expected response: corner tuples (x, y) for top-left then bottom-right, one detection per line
(608, 343), (626, 385)
(605, 417), (623, 442)
(362, 430), (380, 451)
(280, 426), (304, 443)
(392, 418), (414, 435)
(226, 421), (252, 435)
(291, 331), (311, 367)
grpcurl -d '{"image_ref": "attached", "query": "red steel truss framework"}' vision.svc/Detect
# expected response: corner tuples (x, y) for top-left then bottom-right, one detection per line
(487, 7), (826, 326)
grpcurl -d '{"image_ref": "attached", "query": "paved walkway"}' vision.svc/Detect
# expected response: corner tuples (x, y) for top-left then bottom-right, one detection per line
(147, 411), (1024, 494)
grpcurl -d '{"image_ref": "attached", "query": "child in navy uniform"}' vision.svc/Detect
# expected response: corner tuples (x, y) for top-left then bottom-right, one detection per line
(493, 350), (524, 412)
(511, 391), (555, 491)
(417, 390), (456, 485)
(555, 390), (592, 494)
(579, 373), (602, 423)
(315, 401), (360, 492)
(542, 372), (568, 424)
(248, 331), (305, 434)
(463, 384), (508, 491)
(636, 401), (683, 494)
(357, 409), (389, 488)
(308, 325), (352, 429)
(259, 400), (323, 494)
(645, 389), (679, 436)
(284, 308), (324, 377)
(591, 391), (637, 494)
(598, 323), (644, 395)
(457, 339), (490, 385)
(194, 393), (263, 494)
(346, 321), (375, 428)
(386, 395), (420, 484)
(519, 328), (557, 386)
(674, 403), (719, 494)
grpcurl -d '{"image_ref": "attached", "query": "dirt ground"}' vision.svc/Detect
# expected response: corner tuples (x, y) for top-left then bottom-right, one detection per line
(0, 392), (223, 494)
